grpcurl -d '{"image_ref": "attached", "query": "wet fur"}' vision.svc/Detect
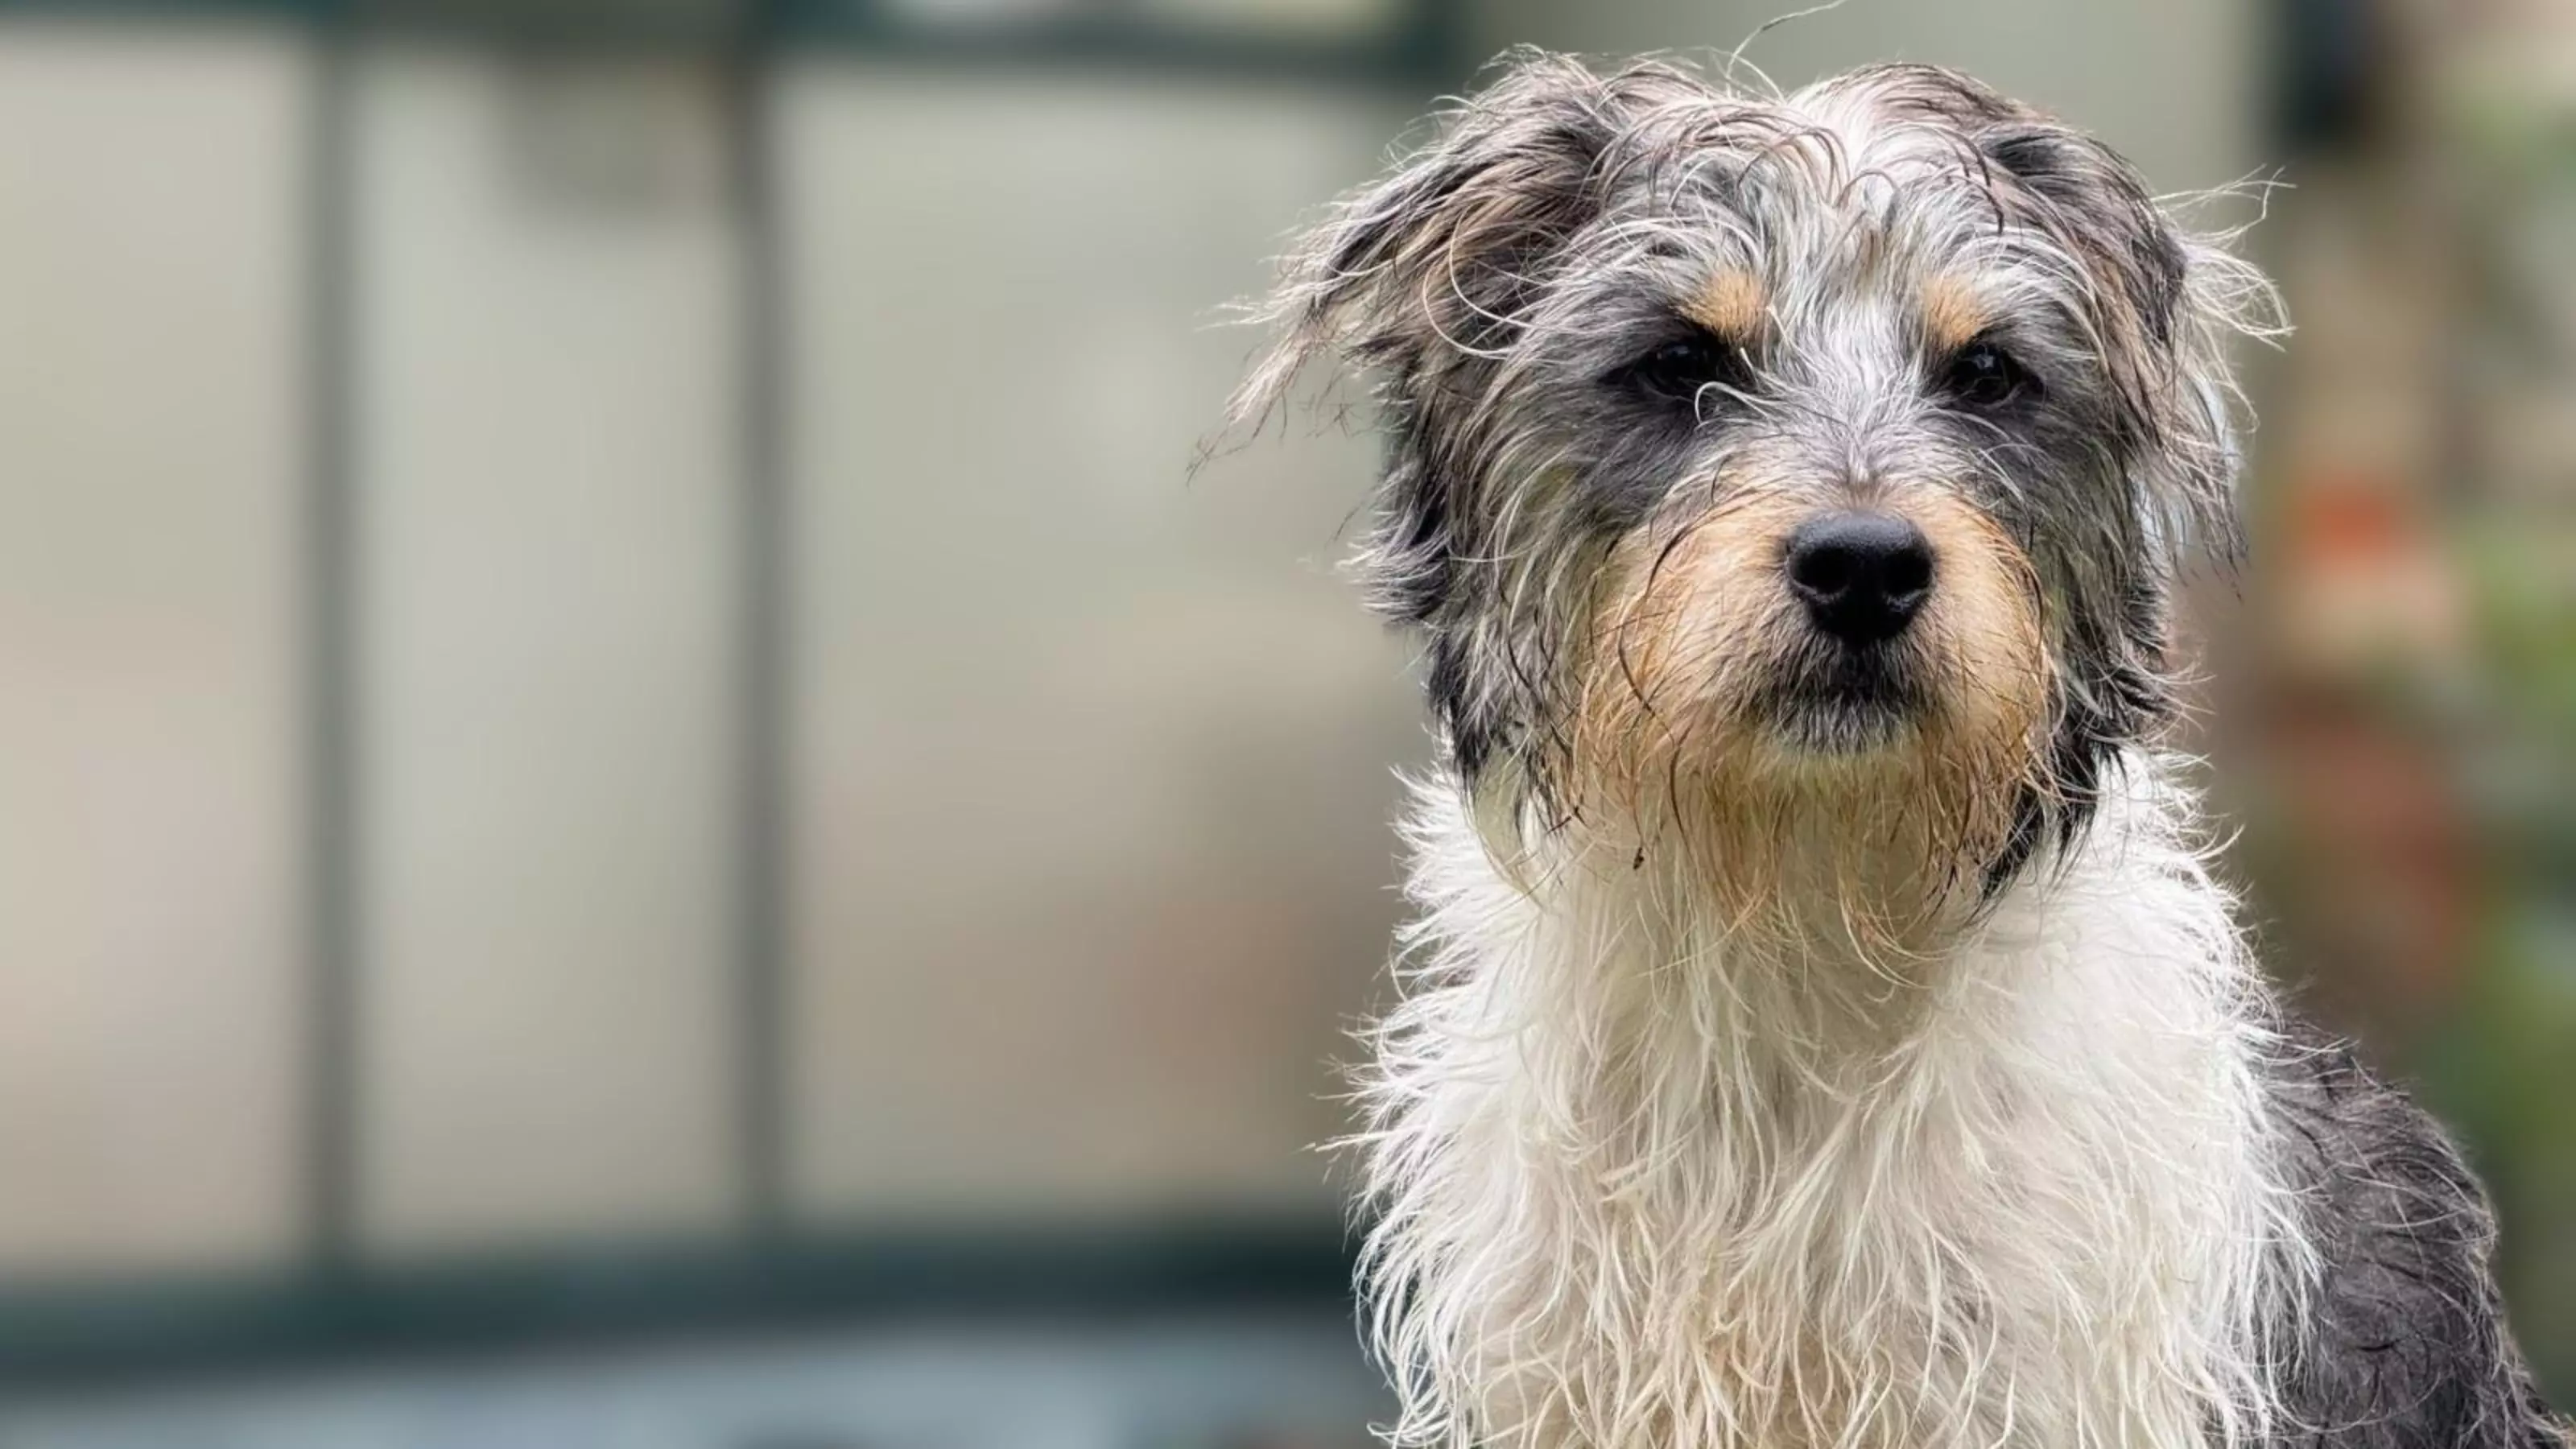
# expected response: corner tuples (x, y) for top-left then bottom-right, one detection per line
(1225, 49), (2562, 1449)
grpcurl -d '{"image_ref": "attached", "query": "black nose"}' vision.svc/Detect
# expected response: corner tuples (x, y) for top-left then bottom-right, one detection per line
(1785, 512), (1934, 645)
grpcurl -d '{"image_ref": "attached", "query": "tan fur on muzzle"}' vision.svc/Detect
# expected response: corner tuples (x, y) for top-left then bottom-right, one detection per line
(1564, 483), (2054, 956)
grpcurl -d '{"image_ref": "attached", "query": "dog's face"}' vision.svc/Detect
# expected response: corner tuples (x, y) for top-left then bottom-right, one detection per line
(1234, 56), (2272, 920)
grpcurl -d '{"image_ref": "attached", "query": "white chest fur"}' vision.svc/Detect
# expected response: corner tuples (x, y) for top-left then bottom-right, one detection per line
(1351, 755), (2310, 1449)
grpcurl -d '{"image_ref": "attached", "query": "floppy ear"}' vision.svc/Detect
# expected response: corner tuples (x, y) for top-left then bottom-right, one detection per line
(2151, 225), (2283, 571)
(1224, 51), (1619, 436)
(1977, 123), (2282, 572)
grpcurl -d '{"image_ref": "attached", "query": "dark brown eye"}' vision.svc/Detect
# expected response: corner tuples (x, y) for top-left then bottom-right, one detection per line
(1620, 330), (1751, 408)
(1943, 339), (2035, 409)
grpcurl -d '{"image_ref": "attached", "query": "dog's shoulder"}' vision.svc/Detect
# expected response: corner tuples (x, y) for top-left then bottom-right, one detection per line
(2265, 1016), (2563, 1447)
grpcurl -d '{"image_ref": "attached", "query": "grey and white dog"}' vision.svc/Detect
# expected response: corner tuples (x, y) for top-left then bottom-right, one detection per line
(1227, 51), (2563, 1449)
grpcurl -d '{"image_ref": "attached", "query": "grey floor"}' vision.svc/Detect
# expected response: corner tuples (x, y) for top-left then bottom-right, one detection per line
(0, 1312), (1388, 1449)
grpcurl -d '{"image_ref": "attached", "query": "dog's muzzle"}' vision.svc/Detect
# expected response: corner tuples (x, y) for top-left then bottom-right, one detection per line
(1767, 510), (1938, 749)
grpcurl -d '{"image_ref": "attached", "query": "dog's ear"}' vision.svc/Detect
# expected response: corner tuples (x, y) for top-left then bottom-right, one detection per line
(1224, 51), (1617, 435)
(1978, 123), (2282, 573)
(2149, 226), (2280, 572)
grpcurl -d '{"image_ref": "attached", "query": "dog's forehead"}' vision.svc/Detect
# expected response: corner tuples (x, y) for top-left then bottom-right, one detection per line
(1786, 64), (2022, 154)
(1577, 73), (2061, 329)
(1631, 73), (1999, 190)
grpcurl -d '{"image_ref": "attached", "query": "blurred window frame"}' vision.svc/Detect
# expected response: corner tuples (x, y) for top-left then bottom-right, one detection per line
(0, 0), (1456, 1386)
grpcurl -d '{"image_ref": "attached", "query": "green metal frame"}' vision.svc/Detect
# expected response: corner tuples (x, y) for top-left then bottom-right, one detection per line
(0, 0), (1464, 83)
(0, 0), (1448, 1385)
(0, 1220), (1358, 1387)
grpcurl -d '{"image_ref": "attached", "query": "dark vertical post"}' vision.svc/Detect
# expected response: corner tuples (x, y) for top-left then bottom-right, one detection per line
(304, 6), (361, 1274)
(730, 0), (792, 1244)
(1403, 0), (1470, 88)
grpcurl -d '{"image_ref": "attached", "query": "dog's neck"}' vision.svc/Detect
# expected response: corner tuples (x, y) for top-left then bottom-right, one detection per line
(1360, 749), (2304, 1449)
(1484, 773), (2009, 1074)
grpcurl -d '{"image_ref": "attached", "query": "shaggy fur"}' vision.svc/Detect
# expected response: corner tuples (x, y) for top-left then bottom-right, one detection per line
(1224, 49), (2562, 1449)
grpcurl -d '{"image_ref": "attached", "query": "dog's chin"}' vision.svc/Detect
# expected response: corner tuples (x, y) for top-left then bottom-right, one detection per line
(1755, 644), (1930, 762)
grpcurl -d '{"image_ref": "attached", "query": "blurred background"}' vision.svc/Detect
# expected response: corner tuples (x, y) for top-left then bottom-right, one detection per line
(0, 0), (2562, 1443)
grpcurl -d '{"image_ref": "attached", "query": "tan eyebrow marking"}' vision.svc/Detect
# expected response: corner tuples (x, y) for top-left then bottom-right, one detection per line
(1922, 275), (1992, 353)
(1683, 270), (1766, 340)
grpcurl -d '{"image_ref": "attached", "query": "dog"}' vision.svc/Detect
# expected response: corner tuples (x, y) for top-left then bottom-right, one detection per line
(1222, 50), (2562, 1449)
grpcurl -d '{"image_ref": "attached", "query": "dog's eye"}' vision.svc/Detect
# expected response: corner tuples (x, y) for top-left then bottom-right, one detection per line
(1618, 331), (1750, 408)
(1942, 340), (2036, 409)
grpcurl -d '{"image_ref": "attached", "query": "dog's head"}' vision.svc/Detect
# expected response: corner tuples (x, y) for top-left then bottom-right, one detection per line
(1232, 53), (2275, 935)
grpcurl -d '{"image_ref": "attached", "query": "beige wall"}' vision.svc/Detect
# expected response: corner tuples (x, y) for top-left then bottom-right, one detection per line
(0, 27), (309, 1280)
(781, 68), (1420, 1222)
(353, 52), (744, 1255)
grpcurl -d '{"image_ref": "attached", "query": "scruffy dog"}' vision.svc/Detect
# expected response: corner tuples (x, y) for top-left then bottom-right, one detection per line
(1224, 51), (2562, 1449)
